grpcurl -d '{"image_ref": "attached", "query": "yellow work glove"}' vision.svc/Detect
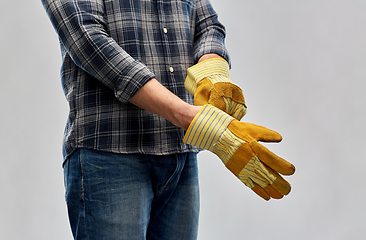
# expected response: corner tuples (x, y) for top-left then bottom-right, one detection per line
(185, 58), (247, 120)
(183, 105), (295, 201)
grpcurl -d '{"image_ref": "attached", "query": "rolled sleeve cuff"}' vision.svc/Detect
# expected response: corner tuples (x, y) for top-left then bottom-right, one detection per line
(114, 59), (155, 103)
(194, 42), (231, 67)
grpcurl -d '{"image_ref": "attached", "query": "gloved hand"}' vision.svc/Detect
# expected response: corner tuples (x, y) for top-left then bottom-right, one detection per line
(185, 58), (247, 120)
(183, 105), (295, 200)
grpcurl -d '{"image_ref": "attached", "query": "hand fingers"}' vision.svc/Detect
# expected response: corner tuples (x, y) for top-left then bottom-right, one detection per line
(264, 185), (284, 199)
(251, 184), (284, 200)
(252, 159), (285, 199)
(252, 183), (287, 200)
(236, 171), (271, 201)
(249, 140), (295, 176)
(251, 184), (270, 201)
(252, 161), (292, 198)
(264, 165), (292, 195)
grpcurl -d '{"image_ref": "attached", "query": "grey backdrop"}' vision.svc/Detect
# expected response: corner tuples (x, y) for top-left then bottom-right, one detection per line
(1, 0), (365, 239)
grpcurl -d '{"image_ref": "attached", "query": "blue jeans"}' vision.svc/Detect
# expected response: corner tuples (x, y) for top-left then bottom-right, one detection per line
(63, 149), (199, 240)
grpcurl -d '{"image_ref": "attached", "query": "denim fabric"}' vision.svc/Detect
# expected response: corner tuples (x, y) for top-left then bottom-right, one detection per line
(63, 148), (199, 240)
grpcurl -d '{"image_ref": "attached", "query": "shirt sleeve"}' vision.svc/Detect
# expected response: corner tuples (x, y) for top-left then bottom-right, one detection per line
(41, 0), (155, 103)
(193, 0), (231, 65)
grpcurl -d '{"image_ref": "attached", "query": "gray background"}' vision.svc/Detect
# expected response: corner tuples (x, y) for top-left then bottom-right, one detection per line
(1, 0), (365, 239)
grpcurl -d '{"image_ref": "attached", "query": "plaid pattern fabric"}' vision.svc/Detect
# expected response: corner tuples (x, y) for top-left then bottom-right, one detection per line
(42, 0), (230, 162)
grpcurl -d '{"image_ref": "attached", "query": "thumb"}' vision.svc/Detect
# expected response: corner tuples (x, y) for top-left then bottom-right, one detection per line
(228, 121), (283, 143)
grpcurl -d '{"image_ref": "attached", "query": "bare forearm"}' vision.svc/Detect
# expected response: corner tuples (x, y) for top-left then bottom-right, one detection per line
(130, 78), (201, 130)
(130, 54), (224, 130)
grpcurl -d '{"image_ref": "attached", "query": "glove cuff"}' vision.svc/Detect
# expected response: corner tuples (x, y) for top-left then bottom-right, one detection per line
(185, 58), (230, 95)
(183, 105), (234, 151)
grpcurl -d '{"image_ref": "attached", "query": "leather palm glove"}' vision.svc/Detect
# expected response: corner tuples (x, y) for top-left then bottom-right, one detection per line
(185, 58), (247, 120)
(183, 105), (295, 201)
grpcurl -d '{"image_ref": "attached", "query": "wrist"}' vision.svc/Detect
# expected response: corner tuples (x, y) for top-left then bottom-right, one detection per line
(174, 104), (202, 130)
(130, 78), (202, 130)
(198, 53), (223, 63)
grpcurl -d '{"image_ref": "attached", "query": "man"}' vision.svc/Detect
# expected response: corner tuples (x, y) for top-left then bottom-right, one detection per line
(42, 0), (295, 239)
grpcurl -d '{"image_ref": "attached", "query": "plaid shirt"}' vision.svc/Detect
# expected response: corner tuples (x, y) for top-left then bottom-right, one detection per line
(42, 0), (230, 162)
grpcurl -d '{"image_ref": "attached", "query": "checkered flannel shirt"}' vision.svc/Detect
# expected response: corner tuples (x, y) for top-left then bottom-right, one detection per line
(42, 0), (230, 163)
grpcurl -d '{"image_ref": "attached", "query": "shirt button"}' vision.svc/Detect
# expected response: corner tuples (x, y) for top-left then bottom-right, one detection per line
(163, 28), (168, 34)
(169, 67), (174, 73)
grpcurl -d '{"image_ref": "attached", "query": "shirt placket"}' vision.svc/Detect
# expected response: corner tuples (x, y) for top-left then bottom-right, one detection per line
(157, 1), (175, 76)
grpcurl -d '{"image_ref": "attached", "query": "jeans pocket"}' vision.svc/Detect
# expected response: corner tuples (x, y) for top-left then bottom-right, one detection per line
(158, 155), (182, 193)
